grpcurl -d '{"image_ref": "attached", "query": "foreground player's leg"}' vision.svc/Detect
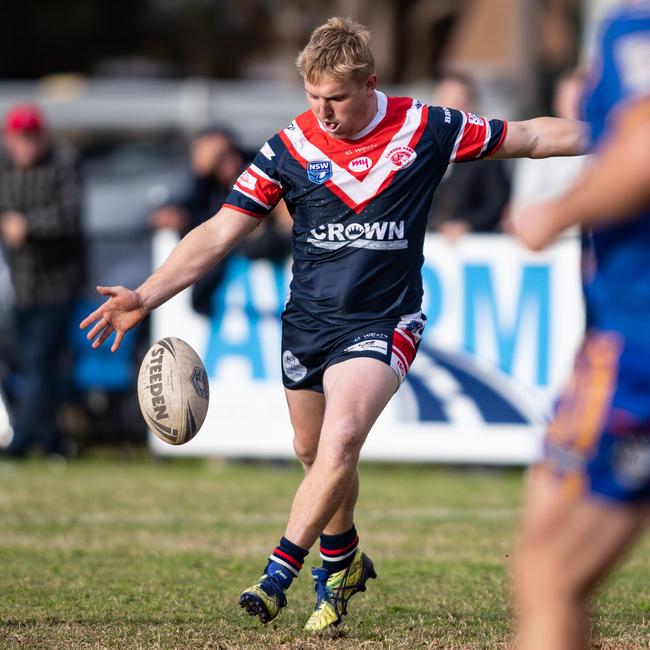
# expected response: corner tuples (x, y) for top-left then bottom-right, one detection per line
(240, 389), (325, 623)
(514, 466), (650, 650)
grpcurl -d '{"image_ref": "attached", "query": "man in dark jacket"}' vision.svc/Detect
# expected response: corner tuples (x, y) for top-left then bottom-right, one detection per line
(427, 71), (511, 239)
(0, 104), (85, 456)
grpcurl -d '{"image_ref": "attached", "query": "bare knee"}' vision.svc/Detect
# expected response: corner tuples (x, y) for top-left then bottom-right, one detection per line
(293, 439), (317, 469)
(293, 433), (318, 469)
(320, 416), (367, 467)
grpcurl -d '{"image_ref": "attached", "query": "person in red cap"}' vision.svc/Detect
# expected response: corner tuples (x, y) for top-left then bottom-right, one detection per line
(0, 103), (85, 457)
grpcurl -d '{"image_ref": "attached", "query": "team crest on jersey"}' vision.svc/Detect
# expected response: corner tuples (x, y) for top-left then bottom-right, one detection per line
(237, 170), (257, 191)
(386, 146), (417, 170)
(307, 160), (333, 184)
(467, 112), (485, 126)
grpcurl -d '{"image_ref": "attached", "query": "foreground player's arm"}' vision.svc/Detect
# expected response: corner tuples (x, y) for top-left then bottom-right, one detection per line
(488, 117), (588, 160)
(80, 207), (260, 351)
(513, 99), (650, 250)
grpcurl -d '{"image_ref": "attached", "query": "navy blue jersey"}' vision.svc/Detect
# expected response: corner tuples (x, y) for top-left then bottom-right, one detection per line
(224, 91), (506, 324)
(583, 3), (650, 338)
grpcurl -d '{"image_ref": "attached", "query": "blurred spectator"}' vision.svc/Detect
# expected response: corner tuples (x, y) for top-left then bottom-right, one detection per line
(427, 71), (511, 241)
(0, 104), (85, 457)
(150, 126), (292, 315)
(506, 69), (588, 233)
(150, 126), (237, 235)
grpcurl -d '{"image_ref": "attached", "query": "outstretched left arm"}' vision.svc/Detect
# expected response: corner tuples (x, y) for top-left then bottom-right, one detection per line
(488, 117), (589, 160)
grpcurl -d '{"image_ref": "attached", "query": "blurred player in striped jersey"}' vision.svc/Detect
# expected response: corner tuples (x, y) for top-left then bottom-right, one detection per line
(512, 3), (650, 649)
(80, 17), (587, 632)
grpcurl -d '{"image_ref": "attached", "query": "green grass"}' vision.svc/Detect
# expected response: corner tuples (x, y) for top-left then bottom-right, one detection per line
(0, 456), (648, 649)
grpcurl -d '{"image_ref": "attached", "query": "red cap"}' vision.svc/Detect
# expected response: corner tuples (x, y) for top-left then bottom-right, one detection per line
(4, 104), (45, 134)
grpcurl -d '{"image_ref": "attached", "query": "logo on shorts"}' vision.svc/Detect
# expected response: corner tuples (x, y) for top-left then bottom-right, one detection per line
(386, 146), (416, 170)
(344, 340), (388, 355)
(282, 350), (308, 382)
(307, 160), (333, 184)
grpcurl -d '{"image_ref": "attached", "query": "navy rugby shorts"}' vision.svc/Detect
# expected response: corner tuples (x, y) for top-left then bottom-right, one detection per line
(542, 330), (650, 503)
(281, 302), (426, 392)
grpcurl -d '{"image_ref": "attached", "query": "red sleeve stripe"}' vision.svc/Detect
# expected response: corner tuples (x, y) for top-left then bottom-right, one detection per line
(222, 203), (266, 219)
(233, 184), (272, 210)
(454, 121), (491, 161)
(236, 166), (283, 207)
(249, 163), (282, 187)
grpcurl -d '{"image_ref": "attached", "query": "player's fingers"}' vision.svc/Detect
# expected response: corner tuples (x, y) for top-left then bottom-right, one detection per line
(86, 317), (108, 341)
(111, 330), (125, 353)
(96, 285), (121, 297)
(92, 325), (114, 349)
(79, 307), (106, 329)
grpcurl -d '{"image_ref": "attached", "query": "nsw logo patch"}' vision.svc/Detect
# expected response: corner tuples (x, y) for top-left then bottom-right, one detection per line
(307, 160), (333, 184)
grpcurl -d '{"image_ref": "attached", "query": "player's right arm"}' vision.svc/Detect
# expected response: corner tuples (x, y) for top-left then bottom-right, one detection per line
(80, 206), (261, 351)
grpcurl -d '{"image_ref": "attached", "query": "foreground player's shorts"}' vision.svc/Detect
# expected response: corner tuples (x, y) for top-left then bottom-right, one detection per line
(281, 302), (426, 392)
(543, 330), (650, 502)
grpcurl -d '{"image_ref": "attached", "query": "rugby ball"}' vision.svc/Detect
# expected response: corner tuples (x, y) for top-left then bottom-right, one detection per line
(137, 337), (209, 445)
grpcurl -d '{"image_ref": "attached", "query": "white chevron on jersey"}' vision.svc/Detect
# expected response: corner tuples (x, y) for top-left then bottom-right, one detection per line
(449, 110), (467, 162)
(282, 99), (426, 209)
(478, 119), (493, 157)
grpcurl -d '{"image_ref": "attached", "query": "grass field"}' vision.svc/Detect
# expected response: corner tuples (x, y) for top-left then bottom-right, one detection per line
(0, 455), (648, 649)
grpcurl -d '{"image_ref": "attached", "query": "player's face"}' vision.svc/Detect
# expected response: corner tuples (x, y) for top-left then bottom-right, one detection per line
(305, 74), (378, 139)
(4, 131), (46, 168)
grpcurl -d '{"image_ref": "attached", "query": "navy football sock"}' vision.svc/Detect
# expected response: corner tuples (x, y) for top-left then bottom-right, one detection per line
(266, 536), (309, 589)
(320, 524), (359, 573)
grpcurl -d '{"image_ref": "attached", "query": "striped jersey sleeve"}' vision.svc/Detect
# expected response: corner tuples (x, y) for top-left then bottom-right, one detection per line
(223, 139), (285, 218)
(427, 106), (507, 162)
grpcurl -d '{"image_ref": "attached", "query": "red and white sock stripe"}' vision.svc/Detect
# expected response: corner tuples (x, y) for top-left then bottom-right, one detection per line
(319, 536), (359, 563)
(269, 548), (303, 577)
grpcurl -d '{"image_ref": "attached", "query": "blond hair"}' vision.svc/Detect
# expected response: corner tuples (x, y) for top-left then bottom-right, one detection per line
(296, 17), (375, 84)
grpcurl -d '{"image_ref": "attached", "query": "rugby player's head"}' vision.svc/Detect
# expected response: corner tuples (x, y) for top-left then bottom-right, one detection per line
(297, 17), (378, 139)
(296, 16), (375, 85)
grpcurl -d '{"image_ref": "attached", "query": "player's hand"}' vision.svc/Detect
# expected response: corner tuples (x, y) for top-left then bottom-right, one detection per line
(79, 285), (148, 352)
(511, 202), (559, 251)
(1, 211), (28, 249)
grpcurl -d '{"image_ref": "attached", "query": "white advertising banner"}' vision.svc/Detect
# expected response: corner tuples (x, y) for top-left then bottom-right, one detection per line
(150, 231), (584, 464)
